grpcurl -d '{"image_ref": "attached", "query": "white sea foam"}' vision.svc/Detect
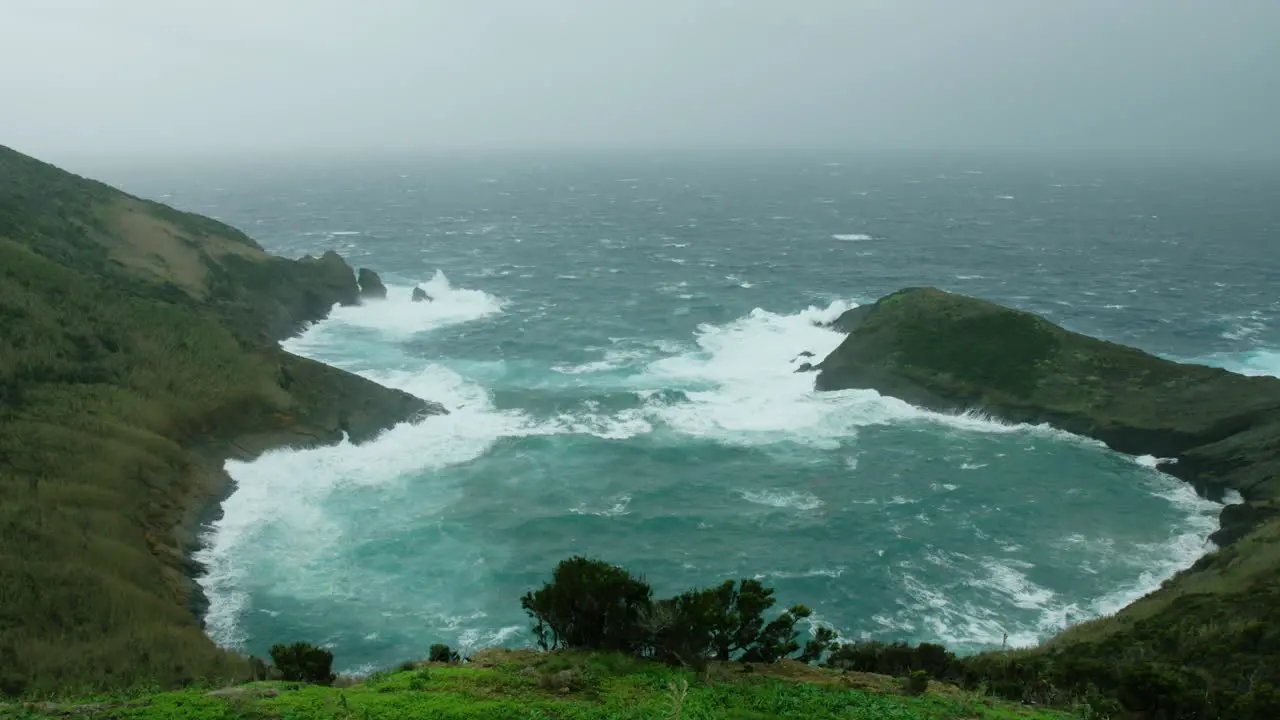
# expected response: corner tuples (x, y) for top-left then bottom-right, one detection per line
(739, 489), (824, 511)
(457, 625), (525, 655)
(1220, 310), (1267, 341)
(203, 269), (1248, 659)
(978, 559), (1055, 610)
(286, 270), (504, 348)
(195, 362), (540, 649)
(570, 494), (633, 517)
(1195, 349), (1280, 378)
(832, 233), (873, 241)
(912, 464), (1231, 650)
(303, 230), (362, 237)
(551, 346), (655, 376)
(621, 299), (1113, 450)
(1133, 454), (1177, 469)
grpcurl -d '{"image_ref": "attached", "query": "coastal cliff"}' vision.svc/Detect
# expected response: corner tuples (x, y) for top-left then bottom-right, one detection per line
(815, 287), (1280, 714)
(0, 146), (443, 695)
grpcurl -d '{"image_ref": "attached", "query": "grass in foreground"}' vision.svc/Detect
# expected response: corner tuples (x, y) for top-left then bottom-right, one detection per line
(5, 650), (1076, 720)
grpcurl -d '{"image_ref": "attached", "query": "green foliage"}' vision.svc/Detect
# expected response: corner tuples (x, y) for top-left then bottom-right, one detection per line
(5, 651), (1071, 719)
(520, 556), (653, 653)
(429, 644), (460, 664)
(740, 605), (810, 663)
(523, 558), (837, 669)
(268, 643), (335, 686)
(702, 580), (776, 662)
(798, 626), (839, 665)
(894, 307), (1060, 397)
(904, 670), (930, 696)
(828, 641), (958, 680)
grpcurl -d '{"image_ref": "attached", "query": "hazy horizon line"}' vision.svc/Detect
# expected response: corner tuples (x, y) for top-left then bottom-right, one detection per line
(19, 142), (1280, 176)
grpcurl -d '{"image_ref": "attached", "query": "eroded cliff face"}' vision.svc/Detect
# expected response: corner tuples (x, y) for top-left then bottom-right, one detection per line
(0, 145), (443, 694)
(814, 287), (1280, 665)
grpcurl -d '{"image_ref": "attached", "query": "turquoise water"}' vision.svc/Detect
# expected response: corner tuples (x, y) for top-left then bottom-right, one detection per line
(106, 154), (1279, 673)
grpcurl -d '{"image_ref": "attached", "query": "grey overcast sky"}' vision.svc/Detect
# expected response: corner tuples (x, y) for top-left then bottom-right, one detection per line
(2, 1), (1278, 162)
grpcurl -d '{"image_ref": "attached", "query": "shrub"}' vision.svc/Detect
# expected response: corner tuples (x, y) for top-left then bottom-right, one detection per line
(827, 641), (958, 680)
(741, 605), (811, 663)
(642, 579), (807, 667)
(904, 669), (929, 696)
(798, 625), (839, 664)
(702, 579), (779, 661)
(521, 556), (653, 653)
(269, 642), (335, 685)
(521, 558), (832, 667)
(407, 667), (431, 691)
(428, 644), (459, 664)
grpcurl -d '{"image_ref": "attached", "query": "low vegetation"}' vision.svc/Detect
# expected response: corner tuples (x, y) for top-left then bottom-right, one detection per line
(3, 648), (1073, 720)
(520, 557), (838, 668)
(518, 557), (1280, 718)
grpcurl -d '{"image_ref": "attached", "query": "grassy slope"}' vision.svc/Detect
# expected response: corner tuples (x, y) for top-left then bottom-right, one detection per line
(0, 146), (435, 697)
(5, 650), (1073, 720)
(815, 287), (1280, 715)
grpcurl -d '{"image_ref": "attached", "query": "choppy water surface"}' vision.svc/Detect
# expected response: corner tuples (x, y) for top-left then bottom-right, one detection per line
(106, 153), (1279, 672)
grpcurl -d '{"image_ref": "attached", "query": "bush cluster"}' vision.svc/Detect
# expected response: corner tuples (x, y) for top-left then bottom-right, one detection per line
(826, 641), (957, 680)
(428, 644), (460, 664)
(519, 556), (838, 668)
(268, 642), (335, 685)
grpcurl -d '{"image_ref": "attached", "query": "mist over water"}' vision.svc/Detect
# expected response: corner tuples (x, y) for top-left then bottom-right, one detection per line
(111, 154), (1278, 673)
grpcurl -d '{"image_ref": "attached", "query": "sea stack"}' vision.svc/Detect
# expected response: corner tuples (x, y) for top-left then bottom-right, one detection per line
(357, 267), (388, 300)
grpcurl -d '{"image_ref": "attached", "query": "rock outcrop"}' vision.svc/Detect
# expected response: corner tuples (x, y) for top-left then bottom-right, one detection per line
(411, 285), (431, 302)
(357, 267), (388, 300)
(814, 287), (1280, 512)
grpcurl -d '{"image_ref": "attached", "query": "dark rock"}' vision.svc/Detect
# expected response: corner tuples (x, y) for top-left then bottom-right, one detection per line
(794, 362), (816, 373)
(1210, 501), (1280, 547)
(208, 249), (362, 342)
(357, 267), (388, 300)
(821, 304), (875, 333)
(412, 285), (432, 302)
(794, 351), (815, 360)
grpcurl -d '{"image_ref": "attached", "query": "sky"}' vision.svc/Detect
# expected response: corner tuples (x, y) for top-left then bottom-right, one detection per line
(2, 0), (1278, 162)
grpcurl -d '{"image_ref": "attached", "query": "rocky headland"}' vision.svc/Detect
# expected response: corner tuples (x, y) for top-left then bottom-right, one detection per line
(813, 287), (1280, 712)
(0, 145), (443, 694)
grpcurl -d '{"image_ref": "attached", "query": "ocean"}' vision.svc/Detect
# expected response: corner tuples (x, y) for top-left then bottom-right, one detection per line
(102, 152), (1280, 674)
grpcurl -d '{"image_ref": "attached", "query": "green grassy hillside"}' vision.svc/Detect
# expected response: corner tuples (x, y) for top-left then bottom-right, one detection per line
(0, 146), (438, 696)
(2, 650), (1074, 720)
